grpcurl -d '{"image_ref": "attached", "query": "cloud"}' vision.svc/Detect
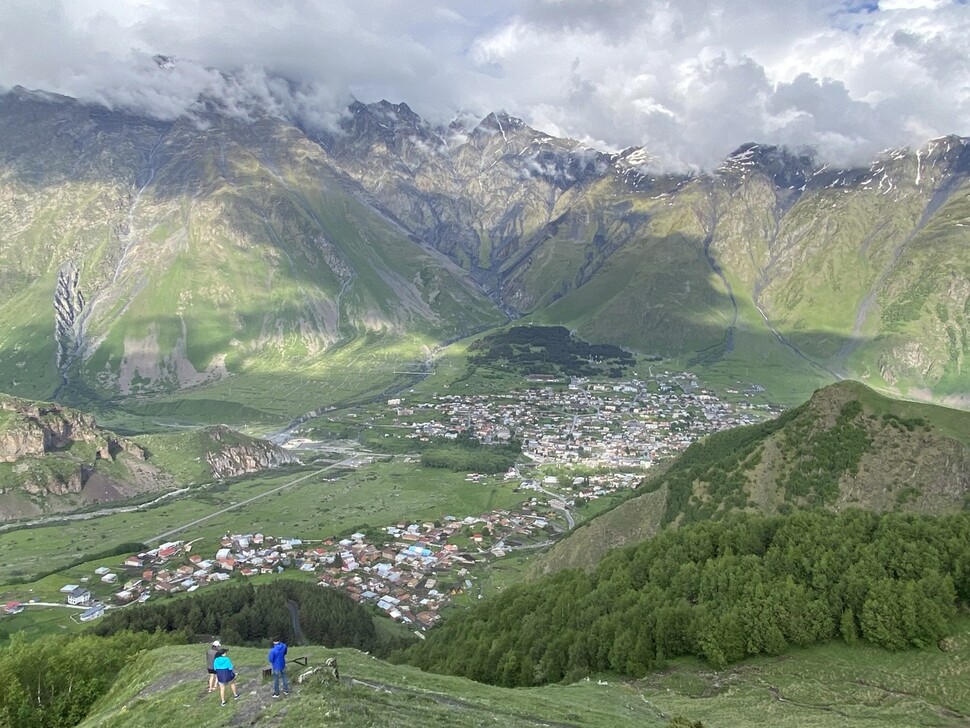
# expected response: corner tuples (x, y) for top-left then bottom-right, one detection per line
(0, 0), (967, 169)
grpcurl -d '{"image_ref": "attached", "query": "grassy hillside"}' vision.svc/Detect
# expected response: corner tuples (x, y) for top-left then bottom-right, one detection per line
(0, 388), (306, 520)
(70, 629), (970, 727)
(322, 107), (970, 406)
(0, 92), (504, 420)
(534, 380), (970, 575)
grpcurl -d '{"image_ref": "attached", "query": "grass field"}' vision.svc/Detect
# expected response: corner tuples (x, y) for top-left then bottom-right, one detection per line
(0, 605), (87, 642)
(0, 458), (530, 584)
(450, 551), (543, 608)
(73, 617), (970, 727)
(633, 618), (970, 727)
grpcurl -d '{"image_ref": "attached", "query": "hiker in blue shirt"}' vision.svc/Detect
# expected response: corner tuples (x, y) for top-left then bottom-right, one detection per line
(267, 638), (290, 697)
(213, 648), (241, 706)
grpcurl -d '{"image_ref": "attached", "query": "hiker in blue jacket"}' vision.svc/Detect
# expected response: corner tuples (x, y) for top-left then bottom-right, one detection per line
(267, 638), (290, 697)
(213, 648), (241, 706)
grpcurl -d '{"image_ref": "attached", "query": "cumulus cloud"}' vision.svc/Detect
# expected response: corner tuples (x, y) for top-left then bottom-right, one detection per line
(0, 0), (967, 169)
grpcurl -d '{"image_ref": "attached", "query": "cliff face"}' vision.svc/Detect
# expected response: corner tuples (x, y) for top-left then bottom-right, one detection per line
(0, 419), (47, 461)
(0, 395), (163, 518)
(202, 425), (300, 479)
(0, 397), (146, 465)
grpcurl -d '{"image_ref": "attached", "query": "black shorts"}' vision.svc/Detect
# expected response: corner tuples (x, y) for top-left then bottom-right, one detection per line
(207, 668), (216, 675)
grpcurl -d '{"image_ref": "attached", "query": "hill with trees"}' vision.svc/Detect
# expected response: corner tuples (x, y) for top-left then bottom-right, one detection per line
(400, 509), (969, 684)
(5, 629), (970, 727)
(533, 380), (970, 575)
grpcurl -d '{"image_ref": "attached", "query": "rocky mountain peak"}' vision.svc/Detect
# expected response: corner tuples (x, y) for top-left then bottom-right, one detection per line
(717, 142), (817, 188)
(330, 98), (442, 156)
(918, 135), (970, 177)
(152, 54), (176, 70)
(473, 111), (526, 139)
(609, 146), (661, 189)
(350, 99), (424, 131)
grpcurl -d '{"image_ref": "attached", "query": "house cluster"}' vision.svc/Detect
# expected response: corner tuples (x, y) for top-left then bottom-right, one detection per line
(212, 532), (315, 576)
(110, 541), (230, 602)
(515, 471), (643, 505)
(388, 373), (773, 473)
(211, 501), (559, 629)
(51, 540), (227, 616)
(33, 498), (558, 628)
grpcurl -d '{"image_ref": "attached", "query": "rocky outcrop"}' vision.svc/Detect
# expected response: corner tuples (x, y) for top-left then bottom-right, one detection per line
(0, 420), (47, 461)
(203, 425), (300, 479)
(0, 394), (149, 501)
(21, 469), (84, 496)
(0, 396), (146, 463)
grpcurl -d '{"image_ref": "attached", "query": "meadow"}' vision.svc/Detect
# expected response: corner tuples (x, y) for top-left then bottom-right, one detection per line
(0, 458), (529, 585)
(0, 606), (88, 643)
(72, 618), (970, 728)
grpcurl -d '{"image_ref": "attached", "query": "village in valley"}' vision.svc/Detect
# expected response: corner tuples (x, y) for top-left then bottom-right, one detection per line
(385, 372), (771, 470)
(37, 504), (557, 632)
(4, 371), (777, 631)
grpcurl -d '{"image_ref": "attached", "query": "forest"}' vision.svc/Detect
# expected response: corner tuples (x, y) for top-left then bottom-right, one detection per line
(420, 433), (522, 473)
(398, 510), (969, 685)
(467, 326), (634, 377)
(0, 631), (175, 728)
(93, 580), (405, 655)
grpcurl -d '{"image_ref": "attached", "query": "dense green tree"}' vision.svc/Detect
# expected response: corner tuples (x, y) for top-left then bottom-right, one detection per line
(399, 510), (967, 686)
(840, 607), (859, 645)
(95, 580), (391, 655)
(0, 631), (171, 728)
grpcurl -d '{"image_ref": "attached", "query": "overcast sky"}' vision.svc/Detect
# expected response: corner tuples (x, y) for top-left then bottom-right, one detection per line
(1, 0), (968, 169)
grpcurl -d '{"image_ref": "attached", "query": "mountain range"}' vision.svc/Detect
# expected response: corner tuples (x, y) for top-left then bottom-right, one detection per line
(0, 85), (968, 416)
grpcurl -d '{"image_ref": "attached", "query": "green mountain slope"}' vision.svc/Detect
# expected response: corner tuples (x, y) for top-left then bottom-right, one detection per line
(77, 645), (667, 728)
(71, 637), (970, 728)
(323, 111), (970, 405)
(402, 509), (970, 688)
(0, 89), (505, 417)
(1, 87), (968, 414)
(535, 380), (970, 575)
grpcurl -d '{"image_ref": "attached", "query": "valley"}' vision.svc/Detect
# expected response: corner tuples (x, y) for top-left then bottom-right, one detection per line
(1, 90), (968, 422)
(1, 342), (969, 728)
(0, 362), (767, 620)
(0, 83), (969, 728)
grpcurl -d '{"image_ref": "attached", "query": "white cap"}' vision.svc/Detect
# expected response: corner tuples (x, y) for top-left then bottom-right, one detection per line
(212, 639), (221, 647)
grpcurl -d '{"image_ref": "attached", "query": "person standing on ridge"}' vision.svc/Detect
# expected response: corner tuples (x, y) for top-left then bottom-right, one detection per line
(213, 648), (241, 706)
(267, 637), (290, 698)
(205, 639), (221, 693)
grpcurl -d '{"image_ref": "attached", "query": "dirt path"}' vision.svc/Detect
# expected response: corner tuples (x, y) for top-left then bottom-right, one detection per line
(286, 599), (307, 646)
(145, 457), (358, 544)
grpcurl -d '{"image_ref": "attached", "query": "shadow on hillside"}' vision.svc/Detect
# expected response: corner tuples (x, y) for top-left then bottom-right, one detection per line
(0, 292), (872, 436)
(0, 91), (910, 419)
(523, 229), (865, 382)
